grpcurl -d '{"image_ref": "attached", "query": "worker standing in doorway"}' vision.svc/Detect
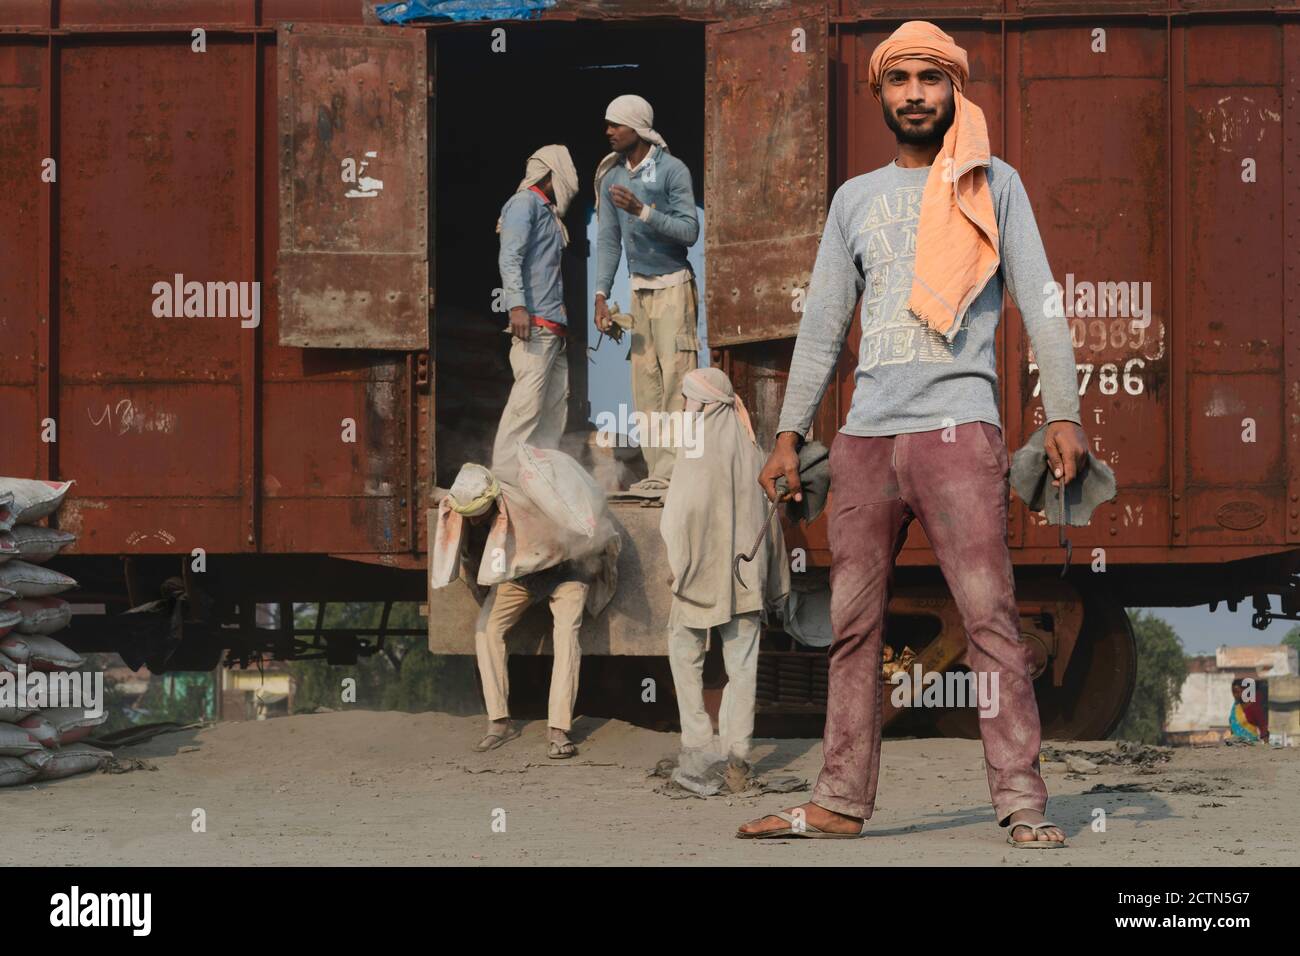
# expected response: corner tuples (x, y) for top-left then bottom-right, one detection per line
(737, 22), (1087, 847)
(492, 145), (580, 486)
(593, 95), (700, 500)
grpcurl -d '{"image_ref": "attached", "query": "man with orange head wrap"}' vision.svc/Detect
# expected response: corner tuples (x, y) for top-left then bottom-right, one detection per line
(739, 22), (1086, 848)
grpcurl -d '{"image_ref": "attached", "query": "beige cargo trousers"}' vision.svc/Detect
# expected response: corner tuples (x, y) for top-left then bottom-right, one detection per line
(474, 579), (587, 732)
(490, 325), (569, 484)
(629, 280), (700, 484)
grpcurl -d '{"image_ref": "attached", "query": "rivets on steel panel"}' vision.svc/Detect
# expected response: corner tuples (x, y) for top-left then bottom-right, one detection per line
(1173, 511), (1181, 519)
(1110, 528), (1118, 536)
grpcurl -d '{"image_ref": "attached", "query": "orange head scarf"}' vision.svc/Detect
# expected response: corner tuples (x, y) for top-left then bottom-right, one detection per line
(868, 21), (1000, 342)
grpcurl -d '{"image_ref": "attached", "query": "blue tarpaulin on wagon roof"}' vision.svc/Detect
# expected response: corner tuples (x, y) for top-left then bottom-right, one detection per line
(376, 0), (557, 23)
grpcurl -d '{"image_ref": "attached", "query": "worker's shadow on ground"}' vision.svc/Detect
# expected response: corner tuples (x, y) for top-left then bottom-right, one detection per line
(867, 789), (1175, 839)
(748, 737), (825, 775)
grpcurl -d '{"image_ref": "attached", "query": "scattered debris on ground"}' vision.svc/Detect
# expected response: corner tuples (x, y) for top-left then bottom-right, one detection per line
(1042, 741), (1173, 769)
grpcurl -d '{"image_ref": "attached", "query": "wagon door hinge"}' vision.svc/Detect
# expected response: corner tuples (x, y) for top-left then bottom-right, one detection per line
(414, 351), (431, 393)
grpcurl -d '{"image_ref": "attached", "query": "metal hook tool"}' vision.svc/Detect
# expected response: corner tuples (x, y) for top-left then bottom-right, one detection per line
(734, 495), (781, 587)
(1058, 475), (1072, 578)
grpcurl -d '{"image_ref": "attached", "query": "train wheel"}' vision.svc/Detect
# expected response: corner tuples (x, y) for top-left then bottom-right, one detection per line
(1036, 594), (1136, 740)
(928, 593), (1136, 741)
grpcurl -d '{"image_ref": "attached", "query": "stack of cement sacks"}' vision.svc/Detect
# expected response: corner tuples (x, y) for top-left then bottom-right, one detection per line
(0, 478), (111, 787)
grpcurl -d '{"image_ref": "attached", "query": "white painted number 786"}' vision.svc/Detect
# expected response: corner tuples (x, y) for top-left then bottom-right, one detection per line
(1027, 358), (1145, 397)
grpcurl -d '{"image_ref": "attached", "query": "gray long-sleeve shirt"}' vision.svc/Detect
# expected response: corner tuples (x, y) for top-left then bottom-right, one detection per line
(777, 157), (1081, 438)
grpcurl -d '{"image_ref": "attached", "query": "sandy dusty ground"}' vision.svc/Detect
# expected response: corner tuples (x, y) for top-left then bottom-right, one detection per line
(3, 711), (1297, 866)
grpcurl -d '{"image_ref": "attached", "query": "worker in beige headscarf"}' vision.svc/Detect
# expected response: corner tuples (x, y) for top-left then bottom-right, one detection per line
(660, 368), (789, 790)
(592, 95), (700, 499)
(492, 145), (580, 486)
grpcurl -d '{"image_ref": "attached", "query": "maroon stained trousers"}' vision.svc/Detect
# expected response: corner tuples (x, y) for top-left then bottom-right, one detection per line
(811, 421), (1048, 825)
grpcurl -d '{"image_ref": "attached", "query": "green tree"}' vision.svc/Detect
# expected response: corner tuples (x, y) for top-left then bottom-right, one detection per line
(1113, 609), (1187, 744)
(1282, 625), (1300, 657)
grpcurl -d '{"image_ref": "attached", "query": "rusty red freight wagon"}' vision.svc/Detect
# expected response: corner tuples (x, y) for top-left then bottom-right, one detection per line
(1, 0), (1297, 738)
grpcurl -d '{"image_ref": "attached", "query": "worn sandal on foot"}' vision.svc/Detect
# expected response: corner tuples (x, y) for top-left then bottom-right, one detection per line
(548, 740), (577, 759)
(1007, 821), (1067, 849)
(736, 810), (865, 840)
(473, 728), (519, 752)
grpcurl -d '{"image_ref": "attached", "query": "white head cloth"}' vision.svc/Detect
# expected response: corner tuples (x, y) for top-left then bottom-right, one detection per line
(496, 144), (579, 246)
(594, 95), (669, 212)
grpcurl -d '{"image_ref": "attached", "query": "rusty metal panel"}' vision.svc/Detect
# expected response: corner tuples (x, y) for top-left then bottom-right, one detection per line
(705, 4), (829, 347)
(840, 0), (1001, 17)
(1018, 22), (1170, 551)
(59, 41), (248, 384)
(1285, 22), (1300, 542)
(264, 0), (371, 25)
(58, 1), (251, 27)
(53, 38), (256, 554)
(259, 32), (414, 556)
(62, 384), (243, 495)
(1182, 21), (1288, 549)
(0, 41), (43, 480)
(261, 367), (413, 552)
(277, 22), (428, 349)
(1014, 0), (1167, 12)
(0, 2), (50, 27)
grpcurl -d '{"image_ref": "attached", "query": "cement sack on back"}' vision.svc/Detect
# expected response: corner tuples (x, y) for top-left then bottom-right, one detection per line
(0, 560), (77, 597)
(516, 444), (603, 539)
(0, 478), (74, 524)
(0, 633), (83, 670)
(0, 722), (44, 757)
(0, 531), (18, 565)
(39, 743), (110, 780)
(0, 755), (42, 787)
(3, 597), (73, 634)
(7, 526), (77, 564)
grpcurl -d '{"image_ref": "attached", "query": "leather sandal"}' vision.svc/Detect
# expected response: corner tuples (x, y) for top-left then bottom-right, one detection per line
(1007, 821), (1067, 849)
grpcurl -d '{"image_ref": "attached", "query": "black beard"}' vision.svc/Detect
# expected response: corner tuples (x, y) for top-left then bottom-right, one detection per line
(882, 97), (955, 146)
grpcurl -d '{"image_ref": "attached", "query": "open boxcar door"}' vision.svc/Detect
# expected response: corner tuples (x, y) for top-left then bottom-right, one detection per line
(704, 5), (830, 348)
(277, 22), (430, 350)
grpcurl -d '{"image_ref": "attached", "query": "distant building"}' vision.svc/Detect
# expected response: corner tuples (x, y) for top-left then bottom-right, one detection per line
(1163, 645), (1298, 746)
